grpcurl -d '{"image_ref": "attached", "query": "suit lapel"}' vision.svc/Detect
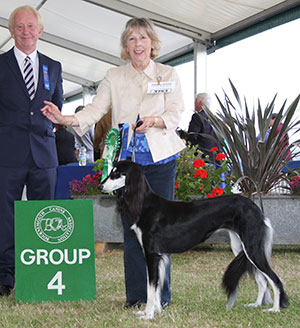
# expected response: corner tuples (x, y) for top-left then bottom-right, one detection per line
(33, 52), (49, 102)
(6, 49), (30, 98)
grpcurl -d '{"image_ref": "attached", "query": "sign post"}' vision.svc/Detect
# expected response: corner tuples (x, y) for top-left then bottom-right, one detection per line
(15, 199), (96, 302)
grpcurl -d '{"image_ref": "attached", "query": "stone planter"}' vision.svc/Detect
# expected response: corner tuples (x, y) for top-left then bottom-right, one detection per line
(73, 195), (123, 243)
(253, 194), (300, 245)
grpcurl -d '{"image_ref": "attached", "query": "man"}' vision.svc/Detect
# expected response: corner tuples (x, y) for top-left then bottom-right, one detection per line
(55, 124), (77, 165)
(0, 5), (63, 296)
(187, 93), (220, 162)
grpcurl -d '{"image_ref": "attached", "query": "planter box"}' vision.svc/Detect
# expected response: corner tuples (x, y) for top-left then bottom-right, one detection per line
(254, 195), (300, 245)
(73, 195), (123, 243)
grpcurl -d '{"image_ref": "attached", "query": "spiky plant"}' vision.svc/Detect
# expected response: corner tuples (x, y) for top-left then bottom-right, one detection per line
(205, 80), (300, 196)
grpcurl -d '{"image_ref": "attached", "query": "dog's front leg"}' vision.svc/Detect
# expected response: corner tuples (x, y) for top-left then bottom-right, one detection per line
(136, 284), (162, 320)
(135, 253), (164, 320)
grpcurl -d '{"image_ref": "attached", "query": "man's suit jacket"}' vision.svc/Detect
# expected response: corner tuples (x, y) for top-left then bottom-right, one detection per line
(187, 110), (220, 161)
(0, 48), (63, 168)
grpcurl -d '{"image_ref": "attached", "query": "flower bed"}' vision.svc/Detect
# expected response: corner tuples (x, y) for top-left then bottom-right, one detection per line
(175, 144), (232, 201)
(69, 159), (104, 197)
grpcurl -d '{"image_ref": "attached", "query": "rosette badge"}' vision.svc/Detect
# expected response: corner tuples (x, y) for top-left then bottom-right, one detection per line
(101, 128), (120, 182)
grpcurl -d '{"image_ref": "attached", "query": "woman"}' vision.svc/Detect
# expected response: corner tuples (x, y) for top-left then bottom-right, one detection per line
(41, 17), (185, 308)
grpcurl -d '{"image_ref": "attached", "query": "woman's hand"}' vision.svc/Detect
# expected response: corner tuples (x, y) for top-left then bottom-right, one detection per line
(41, 101), (64, 124)
(132, 116), (165, 133)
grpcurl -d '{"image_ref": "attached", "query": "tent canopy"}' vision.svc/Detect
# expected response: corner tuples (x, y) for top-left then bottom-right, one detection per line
(0, 0), (299, 99)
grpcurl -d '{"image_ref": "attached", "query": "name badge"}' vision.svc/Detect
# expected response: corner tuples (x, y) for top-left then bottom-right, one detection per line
(147, 81), (176, 94)
(43, 65), (50, 91)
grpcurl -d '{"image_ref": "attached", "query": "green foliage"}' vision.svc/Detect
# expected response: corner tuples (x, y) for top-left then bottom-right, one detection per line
(205, 80), (300, 195)
(175, 144), (232, 201)
(93, 158), (105, 173)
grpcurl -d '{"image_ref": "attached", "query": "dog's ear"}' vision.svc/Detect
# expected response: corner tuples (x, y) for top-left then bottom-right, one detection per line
(123, 164), (147, 225)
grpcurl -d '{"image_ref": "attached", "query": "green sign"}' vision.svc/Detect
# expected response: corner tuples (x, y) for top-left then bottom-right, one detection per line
(14, 199), (96, 303)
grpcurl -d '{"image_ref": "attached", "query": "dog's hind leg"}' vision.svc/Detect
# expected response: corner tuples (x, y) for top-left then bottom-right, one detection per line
(228, 231), (243, 256)
(247, 217), (273, 307)
(241, 243), (288, 312)
(245, 269), (272, 308)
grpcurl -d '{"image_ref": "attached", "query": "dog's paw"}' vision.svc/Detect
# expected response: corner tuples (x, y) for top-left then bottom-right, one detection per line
(263, 307), (280, 313)
(135, 310), (155, 320)
(244, 302), (261, 308)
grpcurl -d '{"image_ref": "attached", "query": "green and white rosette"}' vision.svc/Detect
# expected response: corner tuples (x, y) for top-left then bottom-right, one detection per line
(101, 128), (120, 182)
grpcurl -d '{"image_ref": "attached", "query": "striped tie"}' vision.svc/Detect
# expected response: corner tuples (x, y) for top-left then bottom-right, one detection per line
(24, 56), (35, 100)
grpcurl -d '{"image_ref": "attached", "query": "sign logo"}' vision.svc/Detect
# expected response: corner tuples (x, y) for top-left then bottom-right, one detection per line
(34, 206), (74, 244)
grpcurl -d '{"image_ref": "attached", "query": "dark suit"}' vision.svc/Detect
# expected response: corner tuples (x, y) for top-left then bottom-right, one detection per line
(187, 110), (220, 162)
(0, 48), (63, 287)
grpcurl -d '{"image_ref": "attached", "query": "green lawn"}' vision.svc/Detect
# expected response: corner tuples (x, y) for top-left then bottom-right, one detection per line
(0, 244), (299, 328)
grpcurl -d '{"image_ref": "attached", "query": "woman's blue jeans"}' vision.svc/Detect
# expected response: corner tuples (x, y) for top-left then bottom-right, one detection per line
(121, 159), (176, 303)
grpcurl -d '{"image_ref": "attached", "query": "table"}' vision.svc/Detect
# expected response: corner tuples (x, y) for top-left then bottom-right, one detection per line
(55, 163), (96, 200)
(282, 160), (300, 173)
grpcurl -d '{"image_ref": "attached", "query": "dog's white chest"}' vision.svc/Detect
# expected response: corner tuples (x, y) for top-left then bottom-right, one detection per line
(131, 224), (143, 248)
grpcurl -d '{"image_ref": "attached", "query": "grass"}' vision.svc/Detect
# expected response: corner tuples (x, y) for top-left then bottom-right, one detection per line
(0, 244), (299, 327)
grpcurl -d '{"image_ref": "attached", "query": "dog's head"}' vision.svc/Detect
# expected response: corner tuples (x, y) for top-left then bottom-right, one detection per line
(100, 160), (143, 192)
(100, 162), (127, 193)
(100, 160), (148, 225)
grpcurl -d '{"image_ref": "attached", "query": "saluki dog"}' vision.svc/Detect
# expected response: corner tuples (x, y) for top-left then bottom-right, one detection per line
(100, 160), (288, 320)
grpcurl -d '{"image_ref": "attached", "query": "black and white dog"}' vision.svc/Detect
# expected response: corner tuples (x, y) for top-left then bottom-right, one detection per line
(100, 160), (288, 319)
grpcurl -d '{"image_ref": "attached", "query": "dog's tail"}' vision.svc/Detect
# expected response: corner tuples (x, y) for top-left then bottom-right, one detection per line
(222, 250), (249, 310)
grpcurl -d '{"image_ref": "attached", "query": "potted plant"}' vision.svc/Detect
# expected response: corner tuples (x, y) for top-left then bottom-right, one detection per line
(205, 80), (300, 197)
(175, 144), (232, 201)
(202, 81), (300, 244)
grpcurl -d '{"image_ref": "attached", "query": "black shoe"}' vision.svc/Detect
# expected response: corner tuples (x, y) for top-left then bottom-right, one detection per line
(161, 300), (169, 309)
(124, 300), (144, 309)
(0, 285), (12, 296)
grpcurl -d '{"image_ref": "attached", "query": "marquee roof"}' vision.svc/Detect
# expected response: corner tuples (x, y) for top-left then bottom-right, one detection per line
(0, 0), (299, 99)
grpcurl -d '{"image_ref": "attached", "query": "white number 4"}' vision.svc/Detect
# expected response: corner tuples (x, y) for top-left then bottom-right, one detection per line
(47, 271), (66, 295)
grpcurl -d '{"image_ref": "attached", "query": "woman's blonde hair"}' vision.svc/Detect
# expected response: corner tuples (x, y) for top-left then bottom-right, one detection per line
(120, 18), (161, 61)
(9, 5), (43, 33)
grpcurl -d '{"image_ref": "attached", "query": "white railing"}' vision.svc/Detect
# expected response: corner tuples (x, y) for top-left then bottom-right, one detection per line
(269, 180), (290, 194)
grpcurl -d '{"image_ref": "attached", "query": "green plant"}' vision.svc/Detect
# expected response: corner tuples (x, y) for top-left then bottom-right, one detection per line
(175, 144), (232, 201)
(69, 159), (105, 196)
(205, 80), (300, 196)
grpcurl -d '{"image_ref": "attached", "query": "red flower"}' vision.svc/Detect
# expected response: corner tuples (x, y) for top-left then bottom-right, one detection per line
(210, 147), (218, 153)
(194, 169), (208, 179)
(207, 193), (215, 198)
(175, 181), (179, 189)
(82, 174), (92, 182)
(216, 153), (226, 161)
(291, 176), (300, 184)
(193, 159), (205, 168)
(207, 186), (224, 198)
(212, 186), (224, 196)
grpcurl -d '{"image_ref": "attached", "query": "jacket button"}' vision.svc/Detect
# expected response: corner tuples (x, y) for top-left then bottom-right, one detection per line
(30, 112), (34, 116)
